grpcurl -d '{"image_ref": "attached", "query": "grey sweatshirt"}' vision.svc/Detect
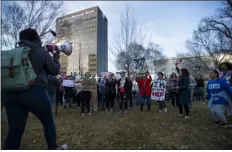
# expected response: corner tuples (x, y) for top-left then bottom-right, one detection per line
(18, 39), (60, 88)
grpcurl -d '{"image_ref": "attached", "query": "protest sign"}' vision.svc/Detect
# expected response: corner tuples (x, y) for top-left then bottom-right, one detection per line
(151, 79), (167, 101)
(62, 79), (75, 87)
(134, 57), (148, 77)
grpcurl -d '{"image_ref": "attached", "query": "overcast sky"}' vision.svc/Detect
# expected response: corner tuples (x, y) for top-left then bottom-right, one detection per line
(63, 1), (221, 72)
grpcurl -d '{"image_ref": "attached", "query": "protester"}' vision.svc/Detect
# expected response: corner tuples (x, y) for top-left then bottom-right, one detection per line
(117, 71), (129, 113)
(156, 72), (167, 112)
(97, 75), (101, 109)
(47, 75), (62, 114)
(74, 81), (83, 108)
(195, 75), (205, 104)
(189, 74), (197, 107)
(136, 72), (152, 112)
(56, 77), (64, 105)
(105, 73), (116, 112)
(207, 70), (232, 128)
(219, 62), (232, 86)
(3, 28), (67, 150)
(219, 62), (232, 116)
(98, 75), (107, 110)
(169, 73), (179, 108)
(127, 77), (133, 108)
(178, 68), (191, 119)
(80, 90), (92, 115)
(132, 79), (139, 99)
(63, 77), (74, 109)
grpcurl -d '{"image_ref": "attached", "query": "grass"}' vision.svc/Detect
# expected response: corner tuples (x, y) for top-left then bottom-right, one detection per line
(1, 101), (232, 150)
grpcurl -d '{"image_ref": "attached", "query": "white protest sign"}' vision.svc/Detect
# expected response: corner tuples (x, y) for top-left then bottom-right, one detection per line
(151, 79), (167, 101)
(62, 79), (75, 87)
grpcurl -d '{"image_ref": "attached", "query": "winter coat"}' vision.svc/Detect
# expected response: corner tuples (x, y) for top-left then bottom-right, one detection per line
(117, 77), (130, 93)
(136, 76), (152, 97)
(178, 76), (191, 104)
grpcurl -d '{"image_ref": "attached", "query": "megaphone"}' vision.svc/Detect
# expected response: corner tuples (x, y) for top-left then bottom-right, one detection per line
(44, 40), (72, 56)
(55, 41), (72, 56)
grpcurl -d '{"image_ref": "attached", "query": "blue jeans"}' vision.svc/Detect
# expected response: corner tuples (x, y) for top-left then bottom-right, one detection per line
(100, 92), (105, 108)
(141, 96), (151, 106)
(210, 104), (228, 124)
(4, 87), (57, 149)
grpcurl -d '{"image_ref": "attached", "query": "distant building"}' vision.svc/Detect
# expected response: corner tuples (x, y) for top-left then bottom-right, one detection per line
(56, 6), (108, 76)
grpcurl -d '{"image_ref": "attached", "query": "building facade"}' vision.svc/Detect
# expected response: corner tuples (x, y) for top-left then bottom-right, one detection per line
(56, 6), (108, 76)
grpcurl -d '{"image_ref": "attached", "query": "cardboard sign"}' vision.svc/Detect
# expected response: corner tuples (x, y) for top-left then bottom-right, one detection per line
(134, 57), (148, 77)
(151, 79), (167, 101)
(62, 79), (75, 87)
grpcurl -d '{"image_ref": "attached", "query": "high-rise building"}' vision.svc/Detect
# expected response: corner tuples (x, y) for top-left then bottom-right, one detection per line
(56, 6), (108, 76)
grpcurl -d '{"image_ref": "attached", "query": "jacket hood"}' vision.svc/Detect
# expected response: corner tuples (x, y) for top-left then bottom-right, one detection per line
(18, 39), (42, 49)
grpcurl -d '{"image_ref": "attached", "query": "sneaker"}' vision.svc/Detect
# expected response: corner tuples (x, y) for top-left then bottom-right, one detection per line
(81, 113), (85, 116)
(159, 110), (162, 113)
(178, 114), (183, 117)
(56, 144), (68, 150)
(110, 109), (113, 112)
(124, 110), (128, 114)
(163, 108), (167, 112)
(119, 111), (122, 113)
(88, 113), (92, 115)
(184, 116), (190, 119)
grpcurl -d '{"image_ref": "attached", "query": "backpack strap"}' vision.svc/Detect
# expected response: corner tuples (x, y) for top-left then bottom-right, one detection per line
(8, 57), (15, 78)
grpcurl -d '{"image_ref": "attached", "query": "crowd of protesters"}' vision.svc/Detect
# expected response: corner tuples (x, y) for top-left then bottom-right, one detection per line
(53, 61), (232, 125)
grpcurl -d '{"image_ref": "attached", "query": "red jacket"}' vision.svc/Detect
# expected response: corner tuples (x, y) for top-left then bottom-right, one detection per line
(136, 76), (152, 97)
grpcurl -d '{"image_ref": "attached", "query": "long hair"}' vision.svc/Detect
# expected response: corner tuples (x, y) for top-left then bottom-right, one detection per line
(180, 68), (189, 77)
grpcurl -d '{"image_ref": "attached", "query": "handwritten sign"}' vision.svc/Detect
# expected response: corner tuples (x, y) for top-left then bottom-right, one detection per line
(151, 79), (167, 101)
(62, 80), (75, 87)
(134, 57), (148, 77)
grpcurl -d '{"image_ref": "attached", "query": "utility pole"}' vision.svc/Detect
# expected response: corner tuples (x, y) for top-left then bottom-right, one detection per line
(79, 43), (81, 77)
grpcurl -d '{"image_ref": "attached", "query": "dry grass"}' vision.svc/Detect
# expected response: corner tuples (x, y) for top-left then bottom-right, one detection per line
(1, 101), (232, 150)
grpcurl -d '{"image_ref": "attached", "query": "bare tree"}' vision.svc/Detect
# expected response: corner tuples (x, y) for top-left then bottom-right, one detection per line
(113, 4), (146, 76)
(183, 27), (231, 72)
(1, 1), (63, 50)
(146, 42), (167, 72)
(198, 1), (232, 54)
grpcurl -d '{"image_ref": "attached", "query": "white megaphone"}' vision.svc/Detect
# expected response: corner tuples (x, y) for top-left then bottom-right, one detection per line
(43, 30), (73, 56)
(55, 41), (72, 56)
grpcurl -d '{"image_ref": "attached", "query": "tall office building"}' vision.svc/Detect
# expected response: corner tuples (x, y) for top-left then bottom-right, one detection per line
(56, 6), (108, 76)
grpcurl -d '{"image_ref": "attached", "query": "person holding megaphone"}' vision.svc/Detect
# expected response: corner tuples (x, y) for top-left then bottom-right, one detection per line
(3, 28), (67, 150)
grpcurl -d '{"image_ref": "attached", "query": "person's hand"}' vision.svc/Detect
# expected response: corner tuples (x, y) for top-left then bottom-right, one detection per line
(53, 50), (60, 59)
